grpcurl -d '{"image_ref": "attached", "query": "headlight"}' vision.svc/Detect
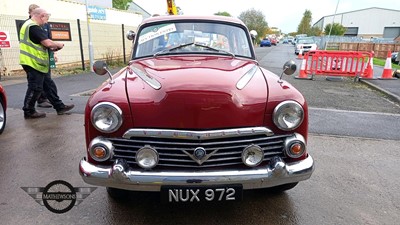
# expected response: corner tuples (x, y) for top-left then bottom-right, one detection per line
(136, 146), (159, 169)
(273, 101), (304, 131)
(242, 145), (264, 167)
(91, 102), (123, 133)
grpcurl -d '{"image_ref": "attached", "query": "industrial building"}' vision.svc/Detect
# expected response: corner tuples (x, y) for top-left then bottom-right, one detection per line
(313, 7), (400, 39)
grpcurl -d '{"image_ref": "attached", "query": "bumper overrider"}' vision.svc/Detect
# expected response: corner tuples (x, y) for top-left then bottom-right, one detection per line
(79, 155), (314, 191)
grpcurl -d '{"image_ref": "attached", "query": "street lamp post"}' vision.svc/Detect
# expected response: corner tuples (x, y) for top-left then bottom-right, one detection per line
(85, 0), (94, 72)
(325, 0), (340, 50)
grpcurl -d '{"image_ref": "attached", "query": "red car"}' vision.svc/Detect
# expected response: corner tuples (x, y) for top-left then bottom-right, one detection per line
(0, 83), (7, 134)
(270, 38), (278, 46)
(79, 15), (314, 202)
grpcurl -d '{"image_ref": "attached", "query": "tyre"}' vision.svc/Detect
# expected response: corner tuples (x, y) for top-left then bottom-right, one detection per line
(0, 97), (6, 135)
(267, 182), (298, 193)
(106, 187), (130, 200)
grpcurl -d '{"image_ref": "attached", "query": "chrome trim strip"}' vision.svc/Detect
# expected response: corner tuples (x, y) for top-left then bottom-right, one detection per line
(123, 127), (274, 140)
(131, 66), (162, 90)
(236, 65), (259, 90)
(79, 155), (314, 191)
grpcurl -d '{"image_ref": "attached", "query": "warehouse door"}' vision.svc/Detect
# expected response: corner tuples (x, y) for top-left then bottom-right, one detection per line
(344, 27), (358, 36)
(383, 27), (400, 38)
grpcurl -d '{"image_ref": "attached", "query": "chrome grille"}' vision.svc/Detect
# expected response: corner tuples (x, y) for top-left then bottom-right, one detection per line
(108, 128), (291, 170)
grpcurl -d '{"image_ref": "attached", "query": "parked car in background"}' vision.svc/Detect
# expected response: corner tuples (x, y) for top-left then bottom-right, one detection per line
(0, 83), (7, 135)
(295, 37), (318, 55)
(270, 38), (278, 46)
(79, 15), (314, 203)
(392, 52), (399, 64)
(260, 38), (271, 47)
(287, 36), (294, 44)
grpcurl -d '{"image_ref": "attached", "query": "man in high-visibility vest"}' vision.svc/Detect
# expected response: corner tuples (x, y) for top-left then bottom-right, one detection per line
(20, 8), (74, 119)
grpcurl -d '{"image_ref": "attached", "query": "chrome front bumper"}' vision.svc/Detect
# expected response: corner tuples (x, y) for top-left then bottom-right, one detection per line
(79, 155), (314, 191)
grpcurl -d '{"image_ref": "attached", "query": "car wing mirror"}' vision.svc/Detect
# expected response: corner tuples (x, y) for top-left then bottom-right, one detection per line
(278, 60), (297, 83)
(126, 30), (136, 41)
(93, 60), (114, 84)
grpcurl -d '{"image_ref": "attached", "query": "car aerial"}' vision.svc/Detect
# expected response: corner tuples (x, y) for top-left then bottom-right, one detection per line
(295, 37), (318, 55)
(392, 52), (399, 64)
(79, 15), (314, 203)
(260, 38), (271, 47)
(0, 83), (7, 135)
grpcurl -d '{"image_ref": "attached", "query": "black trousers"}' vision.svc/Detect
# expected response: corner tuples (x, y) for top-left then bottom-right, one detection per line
(22, 65), (64, 114)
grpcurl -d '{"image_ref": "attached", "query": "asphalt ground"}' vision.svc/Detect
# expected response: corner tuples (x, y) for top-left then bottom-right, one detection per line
(256, 45), (400, 115)
(1, 45), (400, 225)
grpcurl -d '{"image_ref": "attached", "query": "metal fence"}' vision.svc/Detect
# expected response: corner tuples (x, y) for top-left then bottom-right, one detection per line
(316, 36), (400, 59)
(0, 13), (137, 77)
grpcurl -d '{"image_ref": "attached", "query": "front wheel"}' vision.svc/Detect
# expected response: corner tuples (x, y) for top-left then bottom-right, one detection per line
(106, 187), (130, 200)
(0, 97), (6, 134)
(267, 182), (298, 193)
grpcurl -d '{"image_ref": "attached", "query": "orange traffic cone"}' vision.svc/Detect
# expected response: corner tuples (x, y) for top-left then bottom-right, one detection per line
(295, 57), (311, 79)
(379, 51), (397, 80)
(297, 49), (303, 59)
(361, 56), (375, 79)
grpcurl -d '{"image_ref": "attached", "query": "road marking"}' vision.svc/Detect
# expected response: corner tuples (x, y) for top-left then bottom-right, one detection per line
(309, 107), (400, 117)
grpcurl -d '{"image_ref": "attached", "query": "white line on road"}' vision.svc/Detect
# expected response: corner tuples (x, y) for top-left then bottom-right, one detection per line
(309, 107), (400, 117)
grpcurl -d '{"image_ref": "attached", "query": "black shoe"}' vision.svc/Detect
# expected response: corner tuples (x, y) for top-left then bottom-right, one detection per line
(57, 104), (75, 115)
(24, 111), (46, 119)
(37, 101), (52, 108)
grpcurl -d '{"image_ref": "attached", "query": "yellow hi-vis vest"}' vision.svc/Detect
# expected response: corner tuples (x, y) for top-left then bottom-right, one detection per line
(19, 20), (49, 73)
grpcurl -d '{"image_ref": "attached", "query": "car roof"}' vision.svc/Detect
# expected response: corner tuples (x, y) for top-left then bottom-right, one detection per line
(141, 15), (246, 27)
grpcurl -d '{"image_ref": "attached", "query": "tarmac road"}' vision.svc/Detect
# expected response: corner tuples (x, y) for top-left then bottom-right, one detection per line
(0, 110), (399, 225)
(256, 45), (400, 140)
(1, 44), (400, 225)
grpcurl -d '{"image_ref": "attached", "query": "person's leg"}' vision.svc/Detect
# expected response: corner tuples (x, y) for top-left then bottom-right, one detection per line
(42, 73), (74, 115)
(37, 91), (52, 108)
(23, 68), (46, 119)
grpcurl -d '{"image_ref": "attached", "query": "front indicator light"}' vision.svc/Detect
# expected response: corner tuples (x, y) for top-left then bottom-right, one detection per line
(136, 146), (159, 169)
(242, 145), (264, 167)
(88, 137), (114, 162)
(291, 143), (303, 155)
(93, 146), (107, 159)
(284, 134), (306, 158)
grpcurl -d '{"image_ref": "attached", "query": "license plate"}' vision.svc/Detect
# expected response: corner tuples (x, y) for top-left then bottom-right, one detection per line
(161, 185), (243, 203)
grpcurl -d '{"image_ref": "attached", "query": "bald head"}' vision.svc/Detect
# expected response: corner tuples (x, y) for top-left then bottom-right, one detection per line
(31, 8), (51, 25)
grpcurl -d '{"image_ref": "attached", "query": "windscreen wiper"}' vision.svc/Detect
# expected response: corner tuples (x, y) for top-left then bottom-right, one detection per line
(153, 42), (195, 58)
(153, 42), (235, 58)
(192, 43), (235, 58)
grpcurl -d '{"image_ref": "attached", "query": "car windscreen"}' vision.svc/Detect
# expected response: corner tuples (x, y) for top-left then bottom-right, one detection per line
(298, 38), (315, 44)
(133, 22), (252, 59)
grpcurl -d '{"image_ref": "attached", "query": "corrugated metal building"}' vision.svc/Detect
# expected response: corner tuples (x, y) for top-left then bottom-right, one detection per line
(313, 7), (400, 39)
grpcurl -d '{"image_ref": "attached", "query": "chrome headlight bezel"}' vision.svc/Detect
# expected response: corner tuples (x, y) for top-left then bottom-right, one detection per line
(242, 144), (264, 167)
(136, 146), (159, 169)
(91, 102), (123, 133)
(273, 100), (304, 131)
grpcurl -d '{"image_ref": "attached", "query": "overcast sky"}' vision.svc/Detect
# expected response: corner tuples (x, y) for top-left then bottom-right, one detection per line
(133, 0), (400, 33)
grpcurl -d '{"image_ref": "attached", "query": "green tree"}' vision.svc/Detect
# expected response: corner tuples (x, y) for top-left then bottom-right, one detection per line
(214, 11), (231, 16)
(297, 9), (312, 35)
(113, 0), (133, 10)
(310, 26), (323, 36)
(238, 8), (268, 43)
(324, 23), (346, 36)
